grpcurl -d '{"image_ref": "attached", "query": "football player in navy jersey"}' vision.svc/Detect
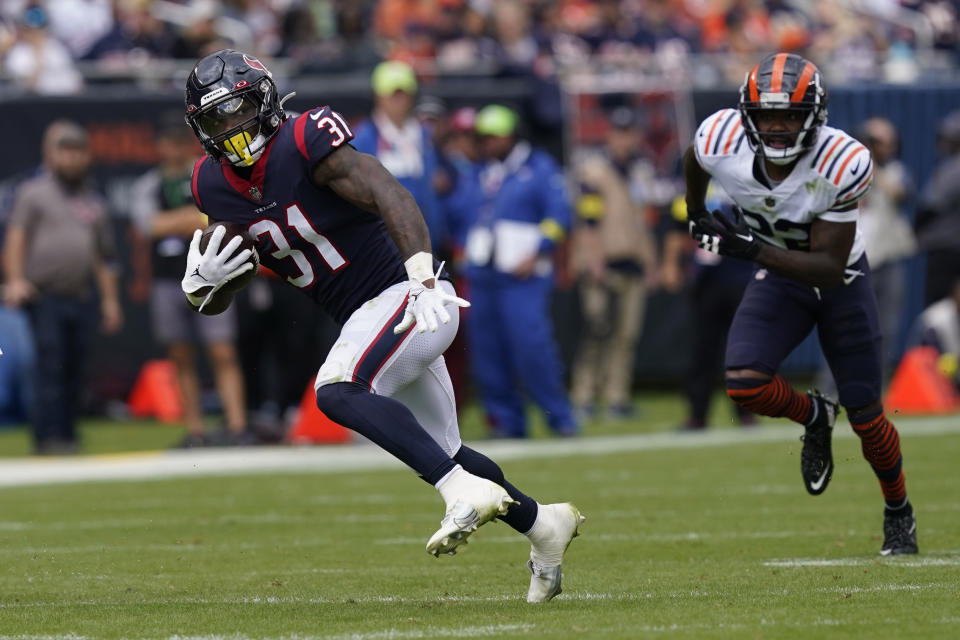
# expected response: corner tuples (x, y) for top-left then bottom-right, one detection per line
(177, 49), (584, 601)
(685, 53), (916, 555)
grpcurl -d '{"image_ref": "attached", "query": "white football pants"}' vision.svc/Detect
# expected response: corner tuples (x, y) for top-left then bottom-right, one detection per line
(314, 280), (462, 455)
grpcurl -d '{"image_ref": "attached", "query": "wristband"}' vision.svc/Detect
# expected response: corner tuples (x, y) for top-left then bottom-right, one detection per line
(404, 251), (435, 283)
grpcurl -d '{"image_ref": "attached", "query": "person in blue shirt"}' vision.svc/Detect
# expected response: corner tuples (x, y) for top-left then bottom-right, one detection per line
(463, 105), (578, 437)
(352, 61), (443, 249)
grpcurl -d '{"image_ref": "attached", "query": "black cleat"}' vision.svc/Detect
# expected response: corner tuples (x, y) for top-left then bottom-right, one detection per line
(800, 390), (838, 495)
(881, 510), (918, 556)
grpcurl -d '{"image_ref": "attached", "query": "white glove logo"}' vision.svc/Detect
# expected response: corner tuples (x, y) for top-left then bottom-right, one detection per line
(181, 225), (255, 312)
(394, 261), (471, 334)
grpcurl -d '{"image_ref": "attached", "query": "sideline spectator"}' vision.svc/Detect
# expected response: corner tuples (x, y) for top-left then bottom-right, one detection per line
(2, 120), (122, 454)
(352, 61), (443, 248)
(916, 109), (960, 305)
(569, 107), (658, 420)
(128, 113), (249, 448)
(463, 104), (578, 438)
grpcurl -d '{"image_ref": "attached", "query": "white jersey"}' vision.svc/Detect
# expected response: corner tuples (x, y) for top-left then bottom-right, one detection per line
(694, 108), (873, 265)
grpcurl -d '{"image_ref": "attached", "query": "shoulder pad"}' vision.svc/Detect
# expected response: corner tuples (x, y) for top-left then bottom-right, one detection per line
(694, 109), (745, 161)
(293, 106), (355, 164)
(810, 132), (873, 208)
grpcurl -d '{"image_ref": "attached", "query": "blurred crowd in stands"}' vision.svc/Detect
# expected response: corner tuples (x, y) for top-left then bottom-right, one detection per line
(3, 3), (960, 452)
(2, 0), (960, 95)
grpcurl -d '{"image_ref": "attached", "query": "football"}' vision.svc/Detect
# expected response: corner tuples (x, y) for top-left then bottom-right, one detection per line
(191, 222), (259, 315)
(198, 221), (259, 292)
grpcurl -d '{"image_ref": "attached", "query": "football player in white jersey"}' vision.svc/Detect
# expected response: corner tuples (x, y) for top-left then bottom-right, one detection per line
(684, 52), (916, 555)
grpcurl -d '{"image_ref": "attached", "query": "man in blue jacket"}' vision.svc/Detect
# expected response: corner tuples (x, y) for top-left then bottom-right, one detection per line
(463, 105), (578, 437)
(352, 61), (442, 248)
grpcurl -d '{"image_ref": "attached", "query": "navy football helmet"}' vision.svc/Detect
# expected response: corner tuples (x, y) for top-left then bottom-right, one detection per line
(738, 52), (828, 165)
(185, 49), (286, 166)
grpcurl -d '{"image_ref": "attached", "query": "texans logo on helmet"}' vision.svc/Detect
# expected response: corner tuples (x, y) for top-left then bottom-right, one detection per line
(243, 54), (268, 73)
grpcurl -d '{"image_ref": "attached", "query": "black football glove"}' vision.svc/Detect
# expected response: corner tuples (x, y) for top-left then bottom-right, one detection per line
(689, 207), (761, 260)
(688, 207), (727, 255)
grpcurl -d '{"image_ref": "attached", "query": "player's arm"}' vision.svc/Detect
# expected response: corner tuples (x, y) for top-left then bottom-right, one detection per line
(752, 216), (856, 289)
(312, 144), (469, 333)
(312, 145), (434, 280)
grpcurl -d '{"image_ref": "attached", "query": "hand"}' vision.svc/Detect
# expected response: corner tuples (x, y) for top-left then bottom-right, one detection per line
(181, 226), (255, 311)
(101, 298), (123, 334)
(394, 262), (471, 334)
(689, 207), (761, 260)
(2, 278), (34, 307)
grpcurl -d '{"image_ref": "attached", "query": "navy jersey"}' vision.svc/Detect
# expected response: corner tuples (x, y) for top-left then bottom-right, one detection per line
(191, 106), (408, 324)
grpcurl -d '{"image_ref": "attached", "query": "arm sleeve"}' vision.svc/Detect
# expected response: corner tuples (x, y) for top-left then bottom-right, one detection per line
(292, 106), (356, 166)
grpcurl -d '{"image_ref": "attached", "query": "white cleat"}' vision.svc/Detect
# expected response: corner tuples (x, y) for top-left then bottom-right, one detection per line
(526, 503), (585, 603)
(426, 469), (516, 557)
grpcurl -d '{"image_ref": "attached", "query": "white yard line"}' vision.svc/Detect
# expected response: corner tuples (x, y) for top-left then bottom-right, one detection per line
(764, 555), (960, 567)
(1, 417), (958, 489)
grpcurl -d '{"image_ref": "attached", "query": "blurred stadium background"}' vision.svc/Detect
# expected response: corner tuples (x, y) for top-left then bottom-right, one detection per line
(1, 0), (959, 441)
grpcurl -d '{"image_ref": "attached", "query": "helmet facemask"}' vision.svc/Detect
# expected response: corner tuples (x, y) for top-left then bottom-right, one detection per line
(738, 53), (828, 166)
(191, 80), (278, 166)
(741, 101), (820, 166)
(185, 50), (286, 167)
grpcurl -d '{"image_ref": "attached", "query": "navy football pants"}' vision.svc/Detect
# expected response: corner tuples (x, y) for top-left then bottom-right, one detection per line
(725, 255), (883, 410)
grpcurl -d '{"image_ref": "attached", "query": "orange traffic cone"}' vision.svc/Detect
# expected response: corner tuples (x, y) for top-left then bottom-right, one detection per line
(883, 346), (960, 415)
(127, 359), (184, 423)
(287, 383), (353, 444)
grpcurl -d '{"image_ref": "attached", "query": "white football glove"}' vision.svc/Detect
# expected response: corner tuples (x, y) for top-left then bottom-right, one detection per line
(181, 226), (255, 312)
(394, 253), (470, 335)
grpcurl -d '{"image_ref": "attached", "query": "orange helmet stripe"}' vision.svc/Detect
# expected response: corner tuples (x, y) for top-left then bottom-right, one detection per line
(791, 62), (816, 102)
(769, 53), (789, 93)
(748, 65), (760, 101)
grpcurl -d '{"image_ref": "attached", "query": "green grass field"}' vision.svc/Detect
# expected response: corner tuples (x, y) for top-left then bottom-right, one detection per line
(1, 399), (959, 639)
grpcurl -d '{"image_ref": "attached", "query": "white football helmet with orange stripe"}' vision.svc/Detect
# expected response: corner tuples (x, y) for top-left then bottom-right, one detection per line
(738, 52), (828, 166)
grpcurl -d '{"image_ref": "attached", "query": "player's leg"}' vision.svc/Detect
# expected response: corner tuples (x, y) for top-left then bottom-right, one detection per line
(817, 260), (916, 554)
(723, 269), (838, 493)
(501, 275), (578, 435)
(390, 353), (583, 601)
(314, 281), (513, 555)
(465, 277), (527, 436)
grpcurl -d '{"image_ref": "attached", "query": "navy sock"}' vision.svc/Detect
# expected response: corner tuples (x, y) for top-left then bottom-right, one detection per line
(315, 382), (456, 485)
(453, 445), (539, 534)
